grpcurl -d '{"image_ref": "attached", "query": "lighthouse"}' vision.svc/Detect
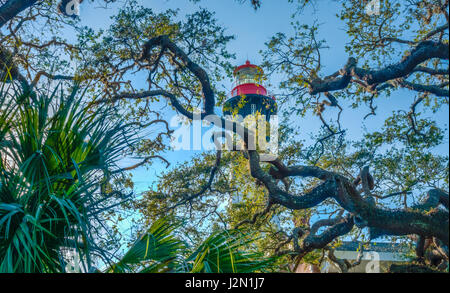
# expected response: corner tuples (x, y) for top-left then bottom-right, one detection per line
(220, 61), (278, 162)
(223, 61), (277, 119)
(223, 62), (278, 207)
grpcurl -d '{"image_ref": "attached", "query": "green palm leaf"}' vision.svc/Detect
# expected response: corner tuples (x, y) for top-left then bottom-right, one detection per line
(108, 218), (277, 273)
(0, 83), (134, 272)
(186, 230), (276, 273)
(107, 217), (184, 273)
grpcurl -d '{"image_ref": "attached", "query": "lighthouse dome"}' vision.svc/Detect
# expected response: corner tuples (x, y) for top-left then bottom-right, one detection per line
(223, 61), (277, 120)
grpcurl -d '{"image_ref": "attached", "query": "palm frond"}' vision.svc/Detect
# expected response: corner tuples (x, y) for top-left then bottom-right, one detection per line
(186, 229), (277, 273)
(107, 217), (184, 273)
(108, 217), (277, 273)
(0, 83), (135, 272)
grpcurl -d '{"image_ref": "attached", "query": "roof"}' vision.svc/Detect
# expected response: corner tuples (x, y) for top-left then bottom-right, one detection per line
(335, 241), (409, 253)
(233, 60), (263, 75)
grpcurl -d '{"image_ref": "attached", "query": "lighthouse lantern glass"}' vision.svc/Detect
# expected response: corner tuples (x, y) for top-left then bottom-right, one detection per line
(235, 67), (263, 86)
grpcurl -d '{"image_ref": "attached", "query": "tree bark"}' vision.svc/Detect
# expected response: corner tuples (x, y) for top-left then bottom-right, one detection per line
(0, 0), (38, 28)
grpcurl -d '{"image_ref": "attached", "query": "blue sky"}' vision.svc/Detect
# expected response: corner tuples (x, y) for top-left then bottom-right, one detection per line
(76, 0), (448, 194)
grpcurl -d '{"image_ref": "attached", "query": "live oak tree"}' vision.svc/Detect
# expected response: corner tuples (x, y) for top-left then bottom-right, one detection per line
(138, 0), (450, 272)
(1, 0), (449, 272)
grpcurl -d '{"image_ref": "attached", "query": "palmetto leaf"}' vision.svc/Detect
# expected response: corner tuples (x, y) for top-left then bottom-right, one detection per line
(0, 83), (134, 272)
(107, 217), (184, 273)
(186, 230), (276, 273)
(108, 217), (277, 273)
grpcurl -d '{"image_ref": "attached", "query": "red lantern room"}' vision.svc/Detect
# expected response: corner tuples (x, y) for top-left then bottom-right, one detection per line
(231, 61), (268, 96)
(223, 60), (277, 120)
